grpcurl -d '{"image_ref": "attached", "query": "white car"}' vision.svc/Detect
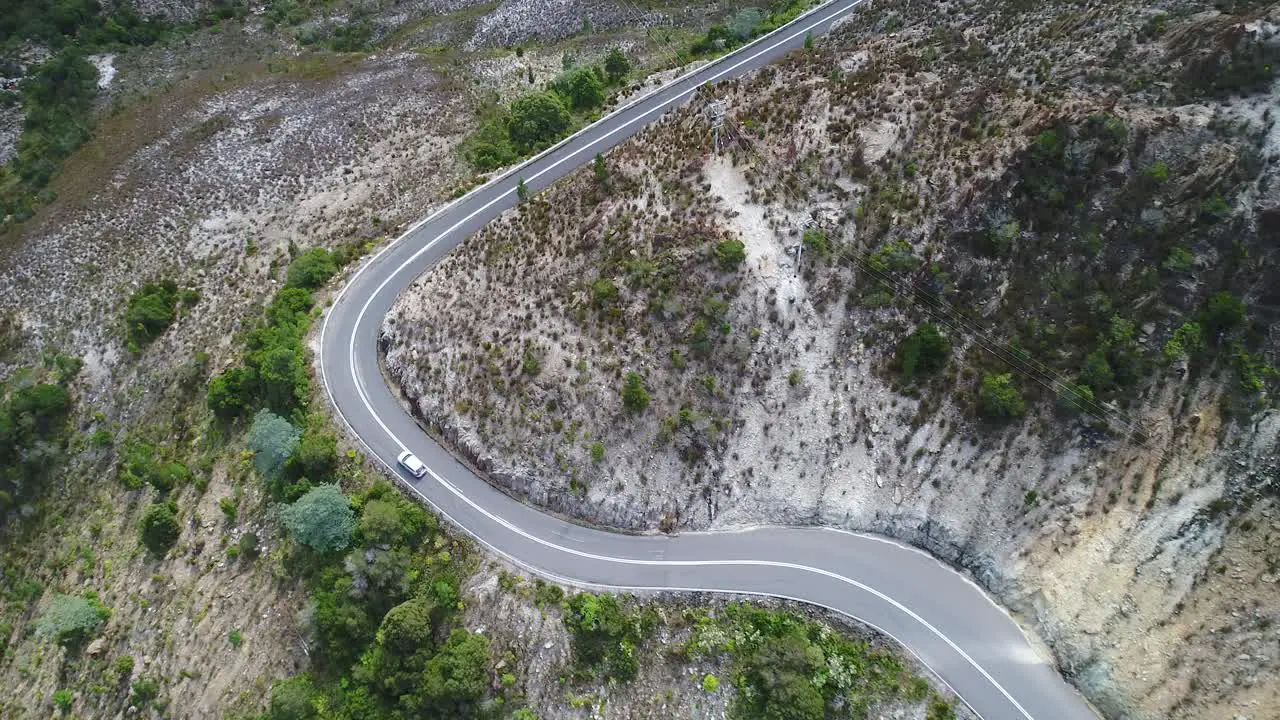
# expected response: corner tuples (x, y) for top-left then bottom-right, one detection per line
(397, 450), (427, 478)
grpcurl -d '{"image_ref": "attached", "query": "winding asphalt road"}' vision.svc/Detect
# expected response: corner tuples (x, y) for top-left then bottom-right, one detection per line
(318, 2), (1101, 718)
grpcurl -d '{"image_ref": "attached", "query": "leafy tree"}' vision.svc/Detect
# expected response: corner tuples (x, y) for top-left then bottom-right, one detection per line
(867, 238), (917, 274)
(247, 409), (301, 481)
(35, 592), (109, 646)
(736, 629), (826, 720)
(268, 674), (318, 720)
(1163, 321), (1205, 363)
(123, 280), (181, 350)
(591, 278), (619, 308)
(554, 66), (605, 110)
(895, 324), (950, 382)
(1078, 349), (1114, 394)
(980, 373), (1025, 419)
(517, 177), (528, 203)
(463, 116), (517, 171)
(378, 597), (437, 656)
(592, 152), (609, 187)
(715, 239), (747, 269)
(206, 366), (251, 420)
(139, 501), (180, 556)
(359, 499), (410, 547)
(621, 372), (649, 414)
(410, 629), (491, 719)
(286, 247), (338, 290)
(306, 582), (375, 670)
(564, 593), (642, 681)
(604, 47), (630, 83)
(1201, 292), (1246, 343)
(286, 420), (338, 483)
(801, 229), (832, 259)
(507, 92), (571, 154)
(281, 484), (355, 553)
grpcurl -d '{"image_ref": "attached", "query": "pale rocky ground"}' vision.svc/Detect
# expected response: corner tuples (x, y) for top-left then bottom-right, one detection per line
(384, 1), (1280, 718)
(0, 1), (954, 718)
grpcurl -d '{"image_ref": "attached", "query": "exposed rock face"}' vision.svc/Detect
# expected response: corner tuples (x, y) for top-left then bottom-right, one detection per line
(384, 1), (1280, 717)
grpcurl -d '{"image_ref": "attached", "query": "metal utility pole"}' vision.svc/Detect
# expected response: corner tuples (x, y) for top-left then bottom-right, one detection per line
(706, 98), (726, 153)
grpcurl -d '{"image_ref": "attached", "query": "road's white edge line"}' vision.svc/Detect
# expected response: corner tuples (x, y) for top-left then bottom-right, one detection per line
(315, 4), (1040, 720)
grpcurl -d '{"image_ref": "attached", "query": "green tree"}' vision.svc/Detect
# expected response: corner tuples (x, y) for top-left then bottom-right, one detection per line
(736, 630), (826, 720)
(359, 499), (410, 547)
(592, 152), (609, 187)
(604, 47), (630, 83)
(412, 629), (491, 719)
(715, 239), (747, 269)
(281, 484), (355, 553)
(801, 229), (832, 259)
(123, 280), (180, 350)
(377, 597), (437, 657)
(139, 501), (180, 556)
(206, 366), (251, 420)
(555, 66), (605, 110)
(1201, 292), (1246, 343)
(980, 373), (1025, 419)
(35, 593), (109, 646)
(247, 409), (301, 481)
(507, 92), (571, 154)
(895, 324), (950, 382)
(286, 421), (338, 483)
(1078, 349), (1114, 394)
(1163, 321), (1205, 363)
(621, 372), (649, 414)
(286, 248), (338, 290)
(517, 178), (528, 203)
(267, 674), (318, 720)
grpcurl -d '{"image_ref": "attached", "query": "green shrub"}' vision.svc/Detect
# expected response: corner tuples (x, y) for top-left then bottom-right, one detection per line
(1162, 321), (1204, 363)
(591, 278), (619, 308)
(589, 442), (605, 464)
(1201, 292), (1246, 343)
(621, 372), (649, 414)
(564, 593), (644, 682)
(247, 409), (302, 482)
(113, 654), (135, 681)
(980, 373), (1025, 419)
(802, 228), (832, 259)
(702, 673), (719, 692)
(228, 628), (243, 647)
(553, 66), (605, 110)
(219, 497), (237, 521)
(268, 674), (318, 720)
(1162, 246), (1195, 272)
(788, 368), (803, 387)
(128, 677), (159, 706)
(139, 501), (180, 556)
(237, 532), (260, 560)
(285, 248), (338, 290)
(124, 280), (186, 351)
(715, 239), (747, 269)
(521, 349), (541, 376)
(281, 484), (354, 553)
(866, 238), (917, 274)
(507, 91), (571, 154)
(52, 688), (72, 713)
(604, 47), (630, 82)
(35, 592), (110, 646)
(895, 324), (950, 382)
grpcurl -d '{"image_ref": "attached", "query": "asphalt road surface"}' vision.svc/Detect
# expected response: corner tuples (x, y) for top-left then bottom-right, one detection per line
(318, 2), (1101, 718)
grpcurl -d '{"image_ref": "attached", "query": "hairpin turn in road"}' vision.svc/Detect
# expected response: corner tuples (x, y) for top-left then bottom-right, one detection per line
(318, 2), (1101, 717)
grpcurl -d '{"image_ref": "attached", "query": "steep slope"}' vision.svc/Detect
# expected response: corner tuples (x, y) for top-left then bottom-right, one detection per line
(383, 1), (1280, 717)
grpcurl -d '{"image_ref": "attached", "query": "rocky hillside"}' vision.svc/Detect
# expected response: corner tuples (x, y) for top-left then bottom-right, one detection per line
(0, 1), (971, 718)
(383, 1), (1280, 718)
